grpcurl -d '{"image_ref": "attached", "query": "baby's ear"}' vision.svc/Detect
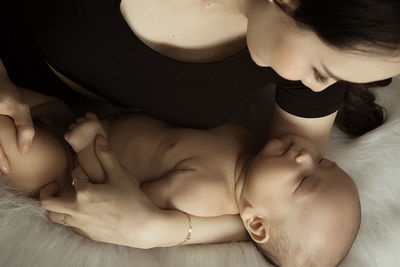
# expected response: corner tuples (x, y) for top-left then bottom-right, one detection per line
(244, 213), (271, 243)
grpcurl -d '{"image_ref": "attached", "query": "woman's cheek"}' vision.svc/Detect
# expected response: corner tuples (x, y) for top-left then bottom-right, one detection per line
(270, 51), (308, 81)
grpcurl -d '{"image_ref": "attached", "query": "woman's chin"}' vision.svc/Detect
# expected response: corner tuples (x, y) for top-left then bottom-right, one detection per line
(249, 51), (268, 67)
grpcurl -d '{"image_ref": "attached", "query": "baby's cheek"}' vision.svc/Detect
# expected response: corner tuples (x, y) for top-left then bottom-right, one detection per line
(6, 130), (69, 194)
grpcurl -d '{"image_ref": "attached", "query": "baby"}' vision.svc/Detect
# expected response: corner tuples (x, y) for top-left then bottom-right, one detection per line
(2, 89), (360, 267)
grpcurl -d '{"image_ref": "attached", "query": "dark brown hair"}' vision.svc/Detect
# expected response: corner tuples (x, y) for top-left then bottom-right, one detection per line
(336, 81), (390, 137)
(276, 0), (400, 136)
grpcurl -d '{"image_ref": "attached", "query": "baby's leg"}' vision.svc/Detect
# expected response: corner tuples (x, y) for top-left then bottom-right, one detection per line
(64, 113), (107, 183)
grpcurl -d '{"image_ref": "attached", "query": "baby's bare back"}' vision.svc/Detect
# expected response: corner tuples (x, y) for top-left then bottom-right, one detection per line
(102, 114), (255, 216)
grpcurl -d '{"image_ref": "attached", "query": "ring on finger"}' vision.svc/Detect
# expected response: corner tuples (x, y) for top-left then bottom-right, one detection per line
(72, 176), (86, 186)
(62, 214), (69, 226)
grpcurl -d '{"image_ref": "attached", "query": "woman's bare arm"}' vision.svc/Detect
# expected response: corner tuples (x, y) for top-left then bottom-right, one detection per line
(149, 211), (248, 247)
(41, 135), (249, 249)
(65, 121), (249, 246)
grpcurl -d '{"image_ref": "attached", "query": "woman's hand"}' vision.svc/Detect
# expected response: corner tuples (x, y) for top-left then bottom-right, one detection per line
(41, 135), (248, 248)
(0, 59), (35, 174)
(40, 135), (161, 248)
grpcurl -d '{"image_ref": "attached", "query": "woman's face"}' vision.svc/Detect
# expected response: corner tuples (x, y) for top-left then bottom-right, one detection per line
(245, 0), (400, 92)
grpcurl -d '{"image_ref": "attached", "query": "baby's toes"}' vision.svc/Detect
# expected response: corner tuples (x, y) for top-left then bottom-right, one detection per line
(75, 117), (87, 124)
(85, 112), (99, 120)
(68, 123), (78, 131)
(64, 130), (74, 145)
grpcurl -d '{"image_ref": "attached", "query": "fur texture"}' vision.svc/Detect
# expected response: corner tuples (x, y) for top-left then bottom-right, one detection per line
(0, 77), (399, 267)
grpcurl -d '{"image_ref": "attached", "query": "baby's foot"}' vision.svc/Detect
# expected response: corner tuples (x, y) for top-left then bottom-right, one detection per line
(64, 112), (107, 153)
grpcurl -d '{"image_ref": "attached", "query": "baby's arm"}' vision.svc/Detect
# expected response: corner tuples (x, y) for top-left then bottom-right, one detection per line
(64, 113), (107, 183)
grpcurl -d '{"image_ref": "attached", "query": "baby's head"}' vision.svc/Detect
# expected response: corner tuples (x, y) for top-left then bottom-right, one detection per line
(0, 115), (70, 196)
(238, 135), (361, 266)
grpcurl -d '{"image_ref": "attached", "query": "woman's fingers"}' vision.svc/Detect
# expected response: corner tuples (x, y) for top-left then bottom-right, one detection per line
(94, 135), (140, 185)
(0, 147), (10, 174)
(94, 135), (119, 176)
(40, 183), (75, 214)
(0, 70), (35, 154)
(11, 103), (35, 154)
(48, 211), (76, 228)
(39, 142), (159, 247)
(71, 166), (92, 191)
(0, 100), (35, 154)
(17, 125), (35, 154)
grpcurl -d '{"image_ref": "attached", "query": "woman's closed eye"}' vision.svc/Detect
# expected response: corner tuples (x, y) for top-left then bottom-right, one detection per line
(313, 68), (329, 84)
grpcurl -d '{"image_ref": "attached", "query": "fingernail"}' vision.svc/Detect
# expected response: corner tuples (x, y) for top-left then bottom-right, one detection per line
(1, 166), (9, 174)
(22, 142), (30, 154)
(97, 135), (108, 146)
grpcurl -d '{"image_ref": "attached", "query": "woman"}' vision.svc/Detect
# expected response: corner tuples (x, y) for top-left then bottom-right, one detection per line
(1, 0), (399, 249)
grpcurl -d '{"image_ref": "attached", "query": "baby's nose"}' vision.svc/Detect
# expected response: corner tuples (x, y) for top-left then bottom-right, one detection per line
(295, 150), (314, 168)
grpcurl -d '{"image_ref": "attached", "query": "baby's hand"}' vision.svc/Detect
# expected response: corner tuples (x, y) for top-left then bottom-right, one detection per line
(64, 112), (107, 183)
(64, 112), (107, 153)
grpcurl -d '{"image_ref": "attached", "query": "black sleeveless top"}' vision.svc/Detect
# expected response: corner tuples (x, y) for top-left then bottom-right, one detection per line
(1, 0), (346, 128)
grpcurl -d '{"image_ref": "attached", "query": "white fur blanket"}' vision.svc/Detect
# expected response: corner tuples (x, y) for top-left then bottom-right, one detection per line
(1, 77), (400, 267)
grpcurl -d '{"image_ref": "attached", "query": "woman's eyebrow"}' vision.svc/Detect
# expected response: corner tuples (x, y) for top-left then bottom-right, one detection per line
(322, 64), (345, 81)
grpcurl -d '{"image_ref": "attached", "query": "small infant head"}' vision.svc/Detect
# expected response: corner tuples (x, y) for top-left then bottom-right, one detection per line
(0, 116), (70, 196)
(238, 135), (361, 266)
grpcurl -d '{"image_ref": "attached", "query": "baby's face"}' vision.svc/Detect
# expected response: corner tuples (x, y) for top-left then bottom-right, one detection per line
(240, 134), (360, 253)
(0, 116), (70, 195)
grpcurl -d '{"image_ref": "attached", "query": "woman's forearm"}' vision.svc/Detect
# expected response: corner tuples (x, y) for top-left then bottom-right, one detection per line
(142, 210), (249, 248)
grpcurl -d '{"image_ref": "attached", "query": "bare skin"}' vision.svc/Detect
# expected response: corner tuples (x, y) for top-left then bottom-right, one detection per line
(1, 0), (400, 173)
(3, 89), (360, 261)
(2, 89), (253, 244)
(0, 0), (375, 251)
(66, 113), (256, 217)
(65, 114), (360, 265)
